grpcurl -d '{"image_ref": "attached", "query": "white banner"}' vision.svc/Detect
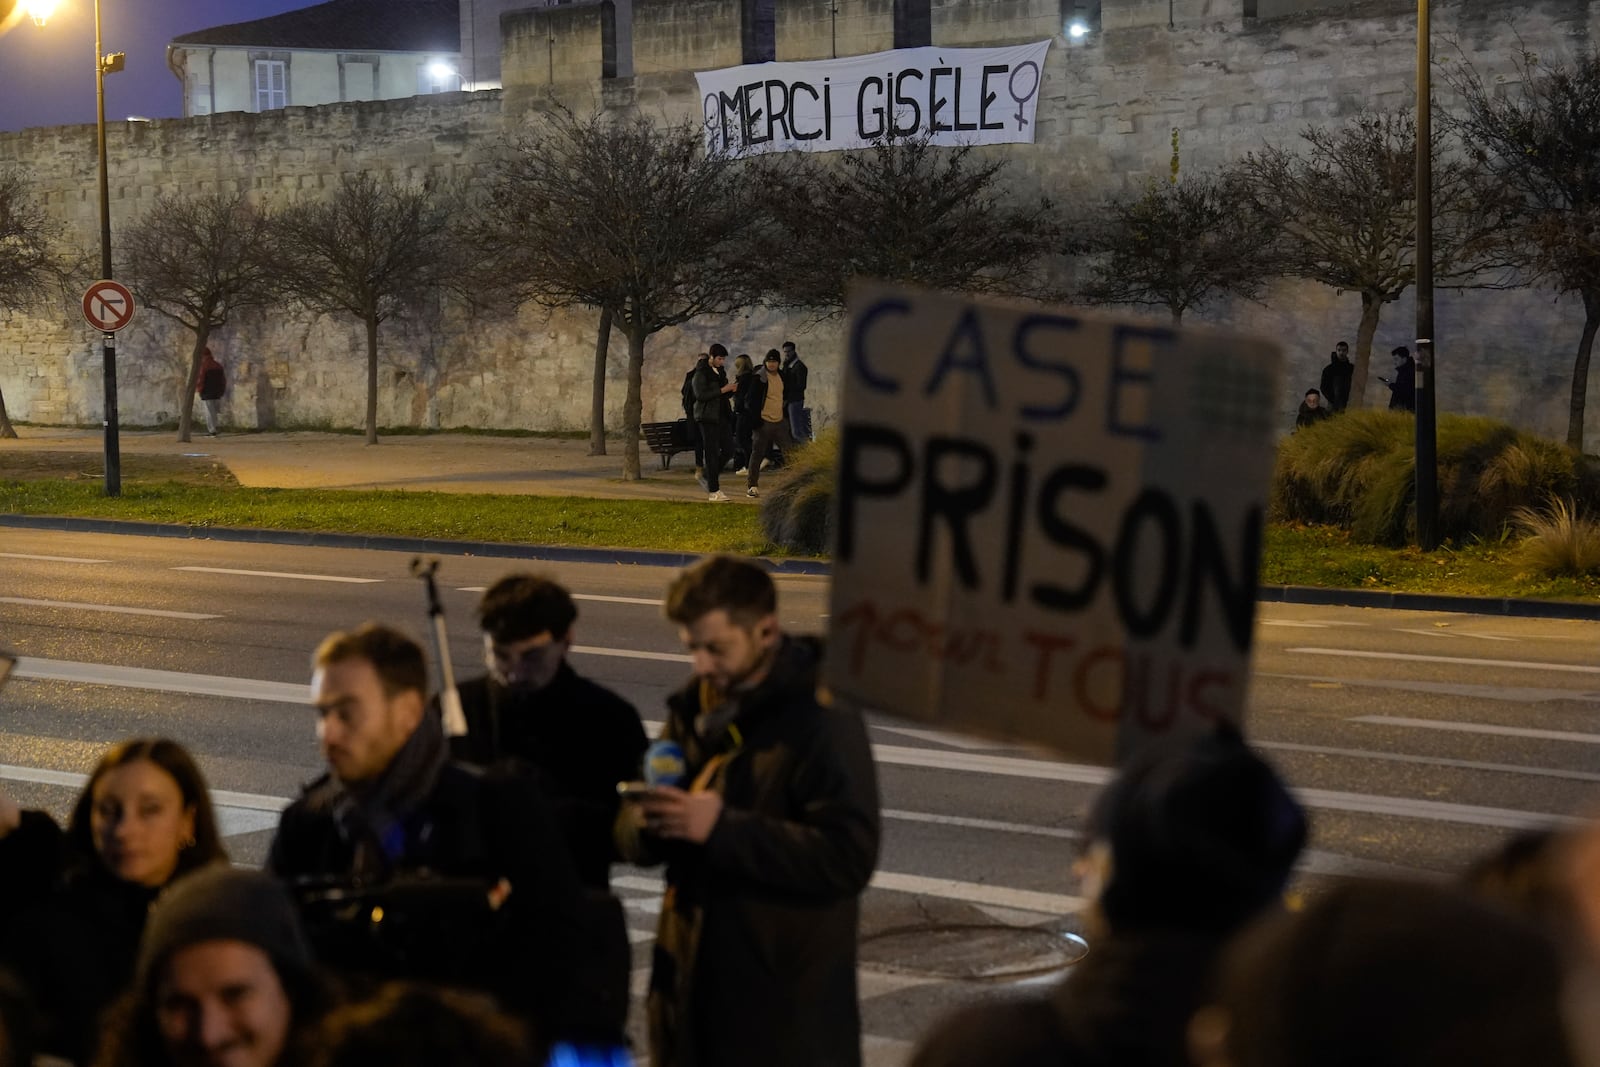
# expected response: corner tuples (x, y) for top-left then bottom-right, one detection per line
(695, 41), (1052, 156)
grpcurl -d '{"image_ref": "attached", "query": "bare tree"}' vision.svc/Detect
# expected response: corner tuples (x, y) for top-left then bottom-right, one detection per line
(1449, 51), (1600, 450)
(755, 132), (1056, 313)
(472, 108), (764, 480)
(1073, 167), (1279, 324)
(271, 173), (459, 445)
(1241, 111), (1506, 408)
(0, 166), (74, 439)
(119, 192), (278, 442)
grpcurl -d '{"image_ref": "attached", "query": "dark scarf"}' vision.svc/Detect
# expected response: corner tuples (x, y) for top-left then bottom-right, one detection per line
(330, 710), (448, 883)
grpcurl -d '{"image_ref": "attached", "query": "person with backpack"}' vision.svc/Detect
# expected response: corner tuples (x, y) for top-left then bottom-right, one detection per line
(195, 348), (227, 437)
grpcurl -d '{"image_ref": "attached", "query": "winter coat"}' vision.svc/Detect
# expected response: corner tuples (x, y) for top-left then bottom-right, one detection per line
(620, 637), (881, 1067)
(449, 664), (648, 890)
(1319, 356), (1352, 411)
(0, 812), (159, 1066)
(909, 931), (1228, 1067)
(690, 362), (733, 424)
(783, 355), (809, 407)
(1296, 401), (1331, 430)
(267, 750), (603, 1038)
(196, 356), (226, 400)
(747, 365), (792, 424)
(1388, 357), (1417, 412)
(733, 370), (759, 455)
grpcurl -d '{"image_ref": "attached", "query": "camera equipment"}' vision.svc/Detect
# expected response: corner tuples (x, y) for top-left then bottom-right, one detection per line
(410, 557), (468, 737)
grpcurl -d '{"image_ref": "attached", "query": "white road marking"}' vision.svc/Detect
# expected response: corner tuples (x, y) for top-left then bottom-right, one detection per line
(1287, 647), (1600, 674)
(883, 808), (1082, 839)
(573, 646), (689, 663)
(1257, 671), (1600, 705)
(617, 870), (1083, 915)
(1352, 715), (1600, 745)
(0, 597), (219, 621)
(457, 587), (663, 607)
(12, 658), (305, 704)
(1258, 738), (1600, 783)
(1260, 620), (1332, 628)
(1394, 627), (1515, 642)
(873, 724), (1018, 751)
(0, 552), (109, 564)
(174, 566), (381, 584)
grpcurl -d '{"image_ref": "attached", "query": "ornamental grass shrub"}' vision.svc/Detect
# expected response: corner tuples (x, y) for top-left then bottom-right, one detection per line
(759, 427), (837, 556)
(1514, 497), (1600, 576)
(1272, 410), (1600, 546)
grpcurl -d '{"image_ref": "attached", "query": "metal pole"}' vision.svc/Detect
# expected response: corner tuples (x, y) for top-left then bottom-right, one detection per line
(95, 0), (121, 497)
(1414, 0), (1437, 549)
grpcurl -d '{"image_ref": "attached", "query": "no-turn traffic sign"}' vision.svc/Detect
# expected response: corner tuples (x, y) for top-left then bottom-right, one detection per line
(82, 280), (136, 333)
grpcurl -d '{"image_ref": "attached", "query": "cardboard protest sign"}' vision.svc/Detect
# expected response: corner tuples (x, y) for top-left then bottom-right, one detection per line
(826, 281), (1283, 765)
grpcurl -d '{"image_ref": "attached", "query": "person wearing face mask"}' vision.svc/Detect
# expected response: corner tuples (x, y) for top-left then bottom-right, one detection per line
(617, 555), (881, 1067)
(447, 573), (647, 890)
(268, 623), (599, 1043)
(0, 738), (228, 1065)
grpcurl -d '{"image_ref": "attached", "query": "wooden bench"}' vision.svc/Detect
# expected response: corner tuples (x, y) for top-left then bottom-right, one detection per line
(642, 420), (695, 470)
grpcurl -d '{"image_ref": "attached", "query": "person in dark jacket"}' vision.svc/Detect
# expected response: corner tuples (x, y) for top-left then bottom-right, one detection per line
(781, 340), (811, 442)
(0, 738), (228, 1066)
(618, 555), (881, 1067)
(1383, 345), (1416, 412)
(743, 350), (796, 498)
(730, 353), (758, 475)
(1295, 388), (1331, 430)
(690, 344), (737, 502)
(448, 573), (647, 890)
(267, 623), (593, 1041)
(1319, 341), (1352, 413)
(681, 353), (707, 483)
(909, 728), (1306, 1067)
(194, 348), (227, 437)
(95, 866), (335, 1067)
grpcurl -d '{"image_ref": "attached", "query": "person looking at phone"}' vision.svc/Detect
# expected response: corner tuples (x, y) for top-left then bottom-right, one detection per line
(617, 555), (881, 1067)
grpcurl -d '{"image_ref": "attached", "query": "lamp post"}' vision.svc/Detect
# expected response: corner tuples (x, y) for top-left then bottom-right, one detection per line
(29, 0), (124, 497)
(1414, 0), (1439, 549)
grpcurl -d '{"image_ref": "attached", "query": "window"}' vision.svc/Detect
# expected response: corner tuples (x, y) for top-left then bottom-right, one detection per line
(254, 59), (286, 111)
(894, 0), (931, 49)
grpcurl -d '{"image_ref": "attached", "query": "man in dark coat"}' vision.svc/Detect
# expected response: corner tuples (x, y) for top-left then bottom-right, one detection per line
(681, 353), (707, 483)
(267, 623), (593, 1040)
(1384, 345), (1416, 412)
(619, 556), (881, 1067)
(909, 729), (1306, 1067)
(1319, 341), (1353, 412)
(690, 344), (737, 502)
(448, 572), (647, 890)
(781, 340), (811, 441)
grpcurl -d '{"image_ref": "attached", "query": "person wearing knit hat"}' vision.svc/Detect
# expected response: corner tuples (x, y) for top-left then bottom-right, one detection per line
(911, 727), (1307, 1067)
(96, 867), (333, 1067)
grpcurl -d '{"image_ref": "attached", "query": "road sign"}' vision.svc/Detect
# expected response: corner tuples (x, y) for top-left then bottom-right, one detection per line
(826, 281), (1283, 766)
(82, 280), (136, 333)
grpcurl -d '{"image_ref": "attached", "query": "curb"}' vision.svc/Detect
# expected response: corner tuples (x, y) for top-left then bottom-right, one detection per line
(5, 514), (1597, 617)
(0, 514), (833, 576)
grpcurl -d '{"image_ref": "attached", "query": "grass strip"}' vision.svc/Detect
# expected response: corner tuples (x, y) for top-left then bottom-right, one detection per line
(0, 480), (776, 556)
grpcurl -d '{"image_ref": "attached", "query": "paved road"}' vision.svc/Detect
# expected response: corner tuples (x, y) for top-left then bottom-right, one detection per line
(2, 529), (1598, 1063)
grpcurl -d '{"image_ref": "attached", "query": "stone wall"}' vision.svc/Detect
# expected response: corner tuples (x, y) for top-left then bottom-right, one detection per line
(3, 0), (1600, 446)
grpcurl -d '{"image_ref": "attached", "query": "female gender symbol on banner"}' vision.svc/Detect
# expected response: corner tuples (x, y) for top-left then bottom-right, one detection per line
(1009, 61), (1041, 129)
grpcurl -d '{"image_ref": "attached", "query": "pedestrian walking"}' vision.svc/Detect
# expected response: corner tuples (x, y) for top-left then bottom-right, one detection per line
(781, 340), (811, 442)
(1319, 341), (1353, 412)
(267, 623), (594, 1041)
(1295, 388), (1331, 430)
(618, 555), (881, 1067)
(449, 573), (647, 890)
(681, 354), (707, 486)
(744, 350), (796, 498)
(195, 348), (227, 437)
(689, 345), (737, 502)
(1382, 346), (1416, 412)
(0, 739), (228, 1065)
(95, 866), (335, 1067)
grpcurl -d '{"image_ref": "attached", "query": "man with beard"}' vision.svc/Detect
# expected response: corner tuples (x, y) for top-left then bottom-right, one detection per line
(449, 573), (647, 890)
(267, 623), (592, 1040)
(618, 556), (881, 1067)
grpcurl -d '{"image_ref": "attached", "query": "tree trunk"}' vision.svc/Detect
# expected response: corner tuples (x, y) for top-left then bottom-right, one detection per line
(177, 326), (212, 444)
(1170, 306), (1184, 325)
(589, 305), (613, 457)
(0, 387), (17, 438)
(365, 312), (380, 445)
(1348, 291), (1386, 410)
(1567, 291), (1600, 453)
(621, 319), (647, 481)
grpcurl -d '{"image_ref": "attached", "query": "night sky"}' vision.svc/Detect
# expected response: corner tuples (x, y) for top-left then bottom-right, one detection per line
(0, 0), (312, 132)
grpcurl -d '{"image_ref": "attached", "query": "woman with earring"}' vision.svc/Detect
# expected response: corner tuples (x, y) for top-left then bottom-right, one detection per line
(0, 737), (227, 1065)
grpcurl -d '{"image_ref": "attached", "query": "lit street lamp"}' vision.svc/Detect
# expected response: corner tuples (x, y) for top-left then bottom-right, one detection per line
(30, 0), (125, 497)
